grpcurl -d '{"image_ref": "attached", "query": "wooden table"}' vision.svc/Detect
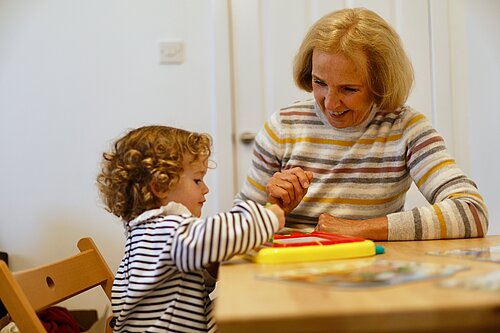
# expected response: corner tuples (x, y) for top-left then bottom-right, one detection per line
(216, 236), (500, 333)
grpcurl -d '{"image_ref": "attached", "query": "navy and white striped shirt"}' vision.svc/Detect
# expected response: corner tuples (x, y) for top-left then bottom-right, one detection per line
(112, 200), (278, 332)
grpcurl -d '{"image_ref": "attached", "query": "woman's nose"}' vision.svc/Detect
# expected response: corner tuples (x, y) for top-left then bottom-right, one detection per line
(325, 89), (341, 110)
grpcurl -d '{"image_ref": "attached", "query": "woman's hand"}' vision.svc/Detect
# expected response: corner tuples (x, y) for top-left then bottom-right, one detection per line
(315, 213), (389, 240)
(266, 167), (313, 215)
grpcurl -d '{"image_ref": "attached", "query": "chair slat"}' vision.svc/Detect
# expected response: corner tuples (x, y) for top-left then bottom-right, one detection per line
(14, 250), (109, 311)
(0, 237), (113, 333)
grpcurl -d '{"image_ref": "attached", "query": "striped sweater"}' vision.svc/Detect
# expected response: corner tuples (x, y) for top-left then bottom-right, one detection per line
(112, 200), (278, 332)
(237, 99), (488, 240)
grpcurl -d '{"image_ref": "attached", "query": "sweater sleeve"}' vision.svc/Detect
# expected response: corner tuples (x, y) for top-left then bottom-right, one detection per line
(387, 112), (488, 240)
(171, 200), (279, 272)
(235, 111), (284, 204)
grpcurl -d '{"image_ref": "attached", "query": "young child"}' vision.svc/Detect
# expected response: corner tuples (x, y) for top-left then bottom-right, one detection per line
(97, 125), (285, 333)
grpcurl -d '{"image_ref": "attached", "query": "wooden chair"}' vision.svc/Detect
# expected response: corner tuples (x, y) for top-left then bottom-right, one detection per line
(0, 237), (114, 332)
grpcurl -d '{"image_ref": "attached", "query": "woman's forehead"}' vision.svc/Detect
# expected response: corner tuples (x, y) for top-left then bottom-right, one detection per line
(312, 49), (368, 83)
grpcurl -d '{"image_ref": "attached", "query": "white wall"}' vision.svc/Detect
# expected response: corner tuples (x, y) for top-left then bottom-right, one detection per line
(0, 0), (233, 315)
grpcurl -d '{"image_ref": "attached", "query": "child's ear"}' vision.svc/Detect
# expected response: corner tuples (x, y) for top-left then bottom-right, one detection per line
(149, 181), (169, 200)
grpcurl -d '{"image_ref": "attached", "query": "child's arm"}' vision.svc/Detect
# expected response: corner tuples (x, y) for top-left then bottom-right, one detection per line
(265, 203), (285, 229)
(171, 200), (282, 272)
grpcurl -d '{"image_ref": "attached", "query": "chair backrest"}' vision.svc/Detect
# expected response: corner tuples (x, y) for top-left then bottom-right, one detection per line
(0, 237), (114, 332)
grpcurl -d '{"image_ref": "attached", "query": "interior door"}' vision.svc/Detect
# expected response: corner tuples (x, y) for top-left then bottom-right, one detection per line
(230, 0), (453, 209)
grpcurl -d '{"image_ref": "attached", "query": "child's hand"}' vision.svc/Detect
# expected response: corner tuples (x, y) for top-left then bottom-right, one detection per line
(265, 204), (286, 230)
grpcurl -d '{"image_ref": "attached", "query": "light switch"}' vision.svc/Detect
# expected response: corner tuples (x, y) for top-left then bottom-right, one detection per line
(159, 41), (184, 64)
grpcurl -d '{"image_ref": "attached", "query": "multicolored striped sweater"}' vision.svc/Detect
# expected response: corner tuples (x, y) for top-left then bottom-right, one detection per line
(112, 200), (278, 332)
(237, 99), (488, 240)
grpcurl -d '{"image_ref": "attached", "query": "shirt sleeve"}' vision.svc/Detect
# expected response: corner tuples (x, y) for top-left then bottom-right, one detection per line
(235, 111), (284, 204)
(387, 113), (488, 240)
(171, 200), (279, 272)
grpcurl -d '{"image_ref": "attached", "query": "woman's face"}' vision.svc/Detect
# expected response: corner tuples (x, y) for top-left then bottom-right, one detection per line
(312, 49), (374, 128)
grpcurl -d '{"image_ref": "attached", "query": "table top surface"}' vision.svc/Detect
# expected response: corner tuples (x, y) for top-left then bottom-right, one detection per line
(215, 235), (500, 333)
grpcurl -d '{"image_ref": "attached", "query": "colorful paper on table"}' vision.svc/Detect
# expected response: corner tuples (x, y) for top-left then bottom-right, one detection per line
(257, 260), (469, 288)
(426, 246), (500, 263)
(438, 270), (500, 292)
(246, 232), (378, 264)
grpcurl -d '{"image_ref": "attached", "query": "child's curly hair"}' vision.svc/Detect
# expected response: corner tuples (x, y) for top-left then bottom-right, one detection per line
(97, 125), (212, 221)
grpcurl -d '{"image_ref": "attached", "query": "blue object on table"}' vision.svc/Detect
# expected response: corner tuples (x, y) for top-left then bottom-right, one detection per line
(375, 245), (385, 255)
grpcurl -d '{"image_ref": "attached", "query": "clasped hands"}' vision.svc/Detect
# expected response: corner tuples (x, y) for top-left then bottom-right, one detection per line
(266, 167), (387, 239)
(266, 167), (313, 215)
(265, 167), (353, 233)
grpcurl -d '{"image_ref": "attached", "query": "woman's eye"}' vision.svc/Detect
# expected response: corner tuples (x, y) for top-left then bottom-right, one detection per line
(313, 79), (325, 86)
(343, 87), (358, 93)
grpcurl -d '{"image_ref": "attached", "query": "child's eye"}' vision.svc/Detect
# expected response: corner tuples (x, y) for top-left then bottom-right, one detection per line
(194, 179), (202, 184)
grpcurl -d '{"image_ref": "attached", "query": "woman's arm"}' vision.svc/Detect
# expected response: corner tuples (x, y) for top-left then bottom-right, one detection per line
(387, 112), (487, 240)
(315, 214), (388, 240)
(316, 111), (487, 241)
(235, 112), (286, 204)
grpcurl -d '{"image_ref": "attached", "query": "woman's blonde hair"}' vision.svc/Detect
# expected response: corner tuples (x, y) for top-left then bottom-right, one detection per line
(293, 7), (414, 111)
(97, 125), (212, 221)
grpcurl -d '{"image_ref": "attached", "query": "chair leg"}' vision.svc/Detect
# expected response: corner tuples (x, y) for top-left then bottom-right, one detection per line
(105, 315), (114, 333)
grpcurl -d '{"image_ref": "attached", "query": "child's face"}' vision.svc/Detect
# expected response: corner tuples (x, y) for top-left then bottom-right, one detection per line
(162, 156), (209, 217)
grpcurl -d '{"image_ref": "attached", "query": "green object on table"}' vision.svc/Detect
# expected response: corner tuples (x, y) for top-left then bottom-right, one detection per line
(375, 245), (385, 254)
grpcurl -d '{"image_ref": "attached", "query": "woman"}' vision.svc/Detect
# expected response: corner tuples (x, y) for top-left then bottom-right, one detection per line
(236, 8), (488, 241)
